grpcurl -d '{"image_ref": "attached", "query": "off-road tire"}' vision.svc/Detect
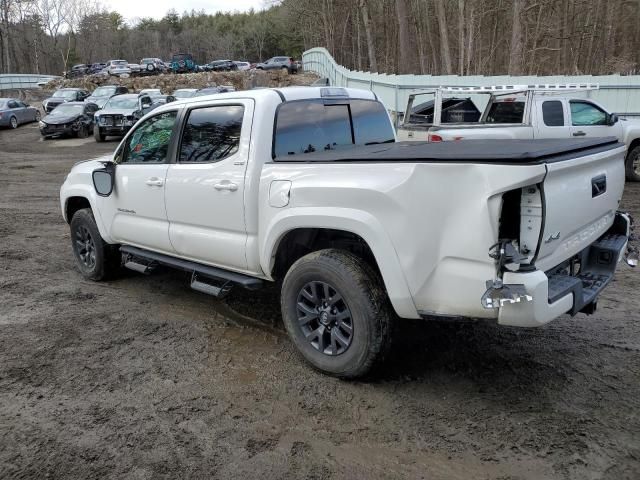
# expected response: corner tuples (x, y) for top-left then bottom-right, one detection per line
(626, 145), (640, 182)
(94, 125), (105, 142)
(281, 249), (393, 379)
(9, 116), (18, 129)
(70, 208), (121, 281)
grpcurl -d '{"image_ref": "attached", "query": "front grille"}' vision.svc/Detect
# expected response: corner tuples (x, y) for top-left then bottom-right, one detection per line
(100, 115), (124, 126)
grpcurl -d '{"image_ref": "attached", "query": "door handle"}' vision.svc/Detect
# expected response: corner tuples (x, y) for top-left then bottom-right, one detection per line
(214, 182), (238, 192)
(592, 174), (607, 198)
(572, 131), (586, 137)
(145, 177), (164, 186)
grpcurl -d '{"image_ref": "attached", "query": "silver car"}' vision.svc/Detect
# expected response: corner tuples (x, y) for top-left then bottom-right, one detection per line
(0, 98), (41, 129)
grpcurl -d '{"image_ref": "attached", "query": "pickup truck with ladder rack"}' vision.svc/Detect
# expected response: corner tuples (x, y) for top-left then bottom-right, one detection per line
(398, 84), (640, 182)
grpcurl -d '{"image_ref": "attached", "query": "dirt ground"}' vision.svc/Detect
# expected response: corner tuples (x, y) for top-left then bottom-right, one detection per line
(1, 122), (639, 480)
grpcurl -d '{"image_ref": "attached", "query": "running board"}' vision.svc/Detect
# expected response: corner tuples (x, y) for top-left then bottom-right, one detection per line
(120, 245), (263, 291)
(190, 273), (233, 298)
(124, 259), (156, 274)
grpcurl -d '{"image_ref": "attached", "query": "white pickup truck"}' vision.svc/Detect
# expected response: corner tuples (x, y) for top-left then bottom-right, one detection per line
(60, 86), (635, 378)
(398, 85), (640, 182)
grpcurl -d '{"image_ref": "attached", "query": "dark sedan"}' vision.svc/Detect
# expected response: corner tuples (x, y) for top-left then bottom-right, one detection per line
(39, 102), (99, 139)
(207, 60), (237, 71)
(0, 98), (41, 129)
(43, 88), (91, 113)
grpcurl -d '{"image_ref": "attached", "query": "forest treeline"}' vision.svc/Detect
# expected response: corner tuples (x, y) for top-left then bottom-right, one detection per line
(1, 0), (639, 76)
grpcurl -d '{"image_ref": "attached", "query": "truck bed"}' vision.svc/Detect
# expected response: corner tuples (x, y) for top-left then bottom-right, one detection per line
(275, 137), (621, 165)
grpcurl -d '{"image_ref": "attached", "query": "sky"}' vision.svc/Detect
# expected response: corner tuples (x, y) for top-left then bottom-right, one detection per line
(105, 0), (267, 21)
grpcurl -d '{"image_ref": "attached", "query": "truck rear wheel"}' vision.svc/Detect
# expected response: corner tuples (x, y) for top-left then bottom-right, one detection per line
(281, 249), (393, 378)
(626, 146), (640, 182)
(70, 208), (120, 281)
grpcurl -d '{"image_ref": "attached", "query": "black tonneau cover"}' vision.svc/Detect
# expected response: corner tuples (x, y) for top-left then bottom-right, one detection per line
(274, 137), (622, 164)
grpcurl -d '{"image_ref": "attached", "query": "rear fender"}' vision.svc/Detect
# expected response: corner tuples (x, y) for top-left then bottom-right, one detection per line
(260, 207), (420, 319)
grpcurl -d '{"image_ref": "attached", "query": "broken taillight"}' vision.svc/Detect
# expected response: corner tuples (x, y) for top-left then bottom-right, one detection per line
(428, 133), (443, 142)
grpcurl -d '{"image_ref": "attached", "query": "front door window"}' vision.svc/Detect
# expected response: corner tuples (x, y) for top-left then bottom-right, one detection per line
(120, 111), (177, 164)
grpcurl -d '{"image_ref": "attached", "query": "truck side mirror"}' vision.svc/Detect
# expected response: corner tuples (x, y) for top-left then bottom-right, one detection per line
(139, 95), (153, 109)
(92, 162), (115, 197)
(608, 113), (619, 126)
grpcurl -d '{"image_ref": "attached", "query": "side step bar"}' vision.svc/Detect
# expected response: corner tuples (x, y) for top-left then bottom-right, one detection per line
(120, 245), (263, 295)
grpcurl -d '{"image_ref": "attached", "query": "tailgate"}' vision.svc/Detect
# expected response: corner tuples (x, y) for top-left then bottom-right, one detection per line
(535, 143), (626, 271)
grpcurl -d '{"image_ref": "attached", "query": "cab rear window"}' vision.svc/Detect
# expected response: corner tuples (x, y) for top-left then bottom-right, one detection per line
(486, 101), (525, 123)
(273, 99), (394, 158)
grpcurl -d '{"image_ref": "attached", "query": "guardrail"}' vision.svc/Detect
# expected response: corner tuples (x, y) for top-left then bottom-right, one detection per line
(302, 47), (640, 117)
(0, 74), (60, 90)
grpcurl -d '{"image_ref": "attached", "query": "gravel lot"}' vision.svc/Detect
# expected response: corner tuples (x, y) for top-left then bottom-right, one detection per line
(1, 122), (640, 480)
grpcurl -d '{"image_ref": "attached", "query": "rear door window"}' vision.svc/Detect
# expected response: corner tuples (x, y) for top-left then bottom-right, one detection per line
(179, 105), (244, 163)
(542, 100), (564, 127)
(486, 101), (525, 123)
(273, 99), (394, 158)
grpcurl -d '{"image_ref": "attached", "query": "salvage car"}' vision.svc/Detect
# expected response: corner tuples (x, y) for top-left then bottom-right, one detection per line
(40, 101), (98, 138)
(128, 63), (141, 76)
(84, 85), (129, 109)
(93, 94), (140, 142)
(43, 88), (91, 113)
(140, 58), (165, 75)
(207, 60), (237, 72)
(64, 64), (88, 79)
(171, 53), (197, 74)
(88, 63), (107, 75)
(194, 86), (236, 97)
(172, 88), (198, 99)
(233, 61), (251, 71)
(256, 56), (298, 73)
(59, 87), (636, 378)
(105, 60), (132, 77)
(0, 98), (41, 128)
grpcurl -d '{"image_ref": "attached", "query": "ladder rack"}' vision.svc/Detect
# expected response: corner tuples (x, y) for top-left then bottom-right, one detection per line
(438, 83), (599, 94)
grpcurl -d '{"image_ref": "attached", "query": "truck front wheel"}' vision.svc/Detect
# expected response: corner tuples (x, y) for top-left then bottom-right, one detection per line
(626, 146), (640, 182)
(281, 249), (393, 378)
(94, 126), (105, 142)
(70, 208), (121, 280)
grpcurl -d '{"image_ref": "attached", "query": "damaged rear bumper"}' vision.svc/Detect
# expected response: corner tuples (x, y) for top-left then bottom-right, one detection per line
(493, 212), (633, 327)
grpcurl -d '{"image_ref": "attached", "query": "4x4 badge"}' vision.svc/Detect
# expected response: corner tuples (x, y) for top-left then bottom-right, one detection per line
(545, 232), (561, 243)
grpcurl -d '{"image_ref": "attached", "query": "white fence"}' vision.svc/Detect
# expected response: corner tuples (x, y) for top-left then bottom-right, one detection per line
(302, 47), (640, 117)
(0, 74), (60, 90)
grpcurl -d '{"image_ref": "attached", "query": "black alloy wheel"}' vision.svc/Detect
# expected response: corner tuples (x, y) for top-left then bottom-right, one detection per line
(297, 281), (353, 356)
(74, 225), (96, 270)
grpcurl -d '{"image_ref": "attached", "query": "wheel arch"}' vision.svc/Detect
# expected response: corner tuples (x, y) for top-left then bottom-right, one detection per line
(261, 211), (419, 319)
(65, 196), (92, 223)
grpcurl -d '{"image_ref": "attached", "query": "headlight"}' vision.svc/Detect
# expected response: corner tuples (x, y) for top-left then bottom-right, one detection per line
(39, 121), (46, 128)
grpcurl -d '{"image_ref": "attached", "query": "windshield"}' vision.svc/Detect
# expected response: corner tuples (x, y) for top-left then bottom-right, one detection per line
(91, 87), (116, 97)
(141, 58), (154, 64)
(113, 61), (128, 67)
(104, 97), (138, 109)
(49, 104), (83, 116)
(174, 90), (196, 98)
(52, 90), (77, 100)
(0, 100), (6, 108)
(173, 54), (191, 62)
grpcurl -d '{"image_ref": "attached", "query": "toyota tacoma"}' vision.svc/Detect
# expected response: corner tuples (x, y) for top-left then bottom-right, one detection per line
(60, 87), (636, 378)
